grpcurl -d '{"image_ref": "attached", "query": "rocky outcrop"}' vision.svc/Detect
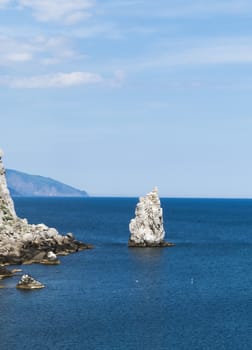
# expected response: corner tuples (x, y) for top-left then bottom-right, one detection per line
(16, 274), (45, 289)
(0, 149), (92, 265)
(128, 187), (174, 247)
(0, 266), (16, 279)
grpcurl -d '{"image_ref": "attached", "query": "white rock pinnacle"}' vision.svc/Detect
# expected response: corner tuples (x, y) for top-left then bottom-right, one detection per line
(129, 187), (170, 247)
(0, 150), (16, 221)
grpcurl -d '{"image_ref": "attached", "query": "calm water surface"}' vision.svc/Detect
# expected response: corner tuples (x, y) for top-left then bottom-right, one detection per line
(0, 198), (252, 350)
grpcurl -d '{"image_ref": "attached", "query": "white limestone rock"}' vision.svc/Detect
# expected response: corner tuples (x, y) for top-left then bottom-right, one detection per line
(47, 251), (57, 261)
(40, 251), (60, 265)
(0, 149), (16, 221)
(128, 187), (173, 247)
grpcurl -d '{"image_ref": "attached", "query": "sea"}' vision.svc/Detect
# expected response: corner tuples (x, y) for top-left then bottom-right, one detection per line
(0, 197), (252, 350)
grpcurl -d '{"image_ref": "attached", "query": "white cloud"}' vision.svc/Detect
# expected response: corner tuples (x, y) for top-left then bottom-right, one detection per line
(2, 0), (252, 24)
(1, 72), (103, 88)
(0, 35), (34, 64)
(18, 0), (94, 24)
(0, 35), (81, 66)
(65, 11), (89, 25)
(6, 52), (32, 62)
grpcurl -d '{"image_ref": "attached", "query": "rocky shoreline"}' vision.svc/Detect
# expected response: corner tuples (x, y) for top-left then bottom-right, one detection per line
(0, 149), (92, 268)
(0, 229), (93, 266)
(1, 149), (174, 290)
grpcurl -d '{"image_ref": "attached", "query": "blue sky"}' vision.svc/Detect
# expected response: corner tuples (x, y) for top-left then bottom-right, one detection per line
(1, 0), (252, 197)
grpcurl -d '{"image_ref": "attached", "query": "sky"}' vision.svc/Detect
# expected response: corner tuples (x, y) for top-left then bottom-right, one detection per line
(1, 0), (252, 197)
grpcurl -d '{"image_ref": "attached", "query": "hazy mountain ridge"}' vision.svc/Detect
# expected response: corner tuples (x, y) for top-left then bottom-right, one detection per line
(6, 169), (88, 197)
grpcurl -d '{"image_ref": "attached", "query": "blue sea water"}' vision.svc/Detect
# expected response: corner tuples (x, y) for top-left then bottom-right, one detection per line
(0, 197), (252, 350)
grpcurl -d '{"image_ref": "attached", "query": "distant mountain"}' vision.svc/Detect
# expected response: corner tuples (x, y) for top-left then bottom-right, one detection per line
(8, 187), (22, 196)
(6, 169), (88, 197)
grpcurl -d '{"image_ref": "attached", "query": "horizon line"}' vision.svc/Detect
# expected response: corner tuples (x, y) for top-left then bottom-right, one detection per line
(12, 194), (252, 200)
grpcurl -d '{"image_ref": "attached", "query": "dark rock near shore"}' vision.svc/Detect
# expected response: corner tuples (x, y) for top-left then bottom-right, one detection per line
(0, 234), (93, 265)
(0, 266), (16, 279)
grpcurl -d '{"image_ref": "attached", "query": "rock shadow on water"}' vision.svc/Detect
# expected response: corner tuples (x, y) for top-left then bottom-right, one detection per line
(128, 246), (166, 262)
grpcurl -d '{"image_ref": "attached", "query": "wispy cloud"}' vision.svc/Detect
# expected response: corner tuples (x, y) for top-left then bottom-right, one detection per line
(1, 71), (103, 88)
(2, 0), (252, 26)
(18, 0), (95, 24)
(168, 38), (252, 66)
(72, 23), (123, 40)
(6, 52), (32, 62)
(0, 35), (34, 65)
(110, 70), (126, 87)
(123, 37), (252, 72)
(102, 0), (252, 19)
(0, 35), (81, 66)
(158, 1), (252, 18)
(33, 35), (82, 64)
(0, 0), (11, 8)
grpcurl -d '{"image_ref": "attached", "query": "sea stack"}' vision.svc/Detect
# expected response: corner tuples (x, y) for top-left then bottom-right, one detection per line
(0, 149), (92, 265)
(128, 187), (174, 247)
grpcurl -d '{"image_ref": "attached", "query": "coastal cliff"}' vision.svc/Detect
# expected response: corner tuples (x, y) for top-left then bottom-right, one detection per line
(128, 187), (174, 247)
(0, 149), (91, 265)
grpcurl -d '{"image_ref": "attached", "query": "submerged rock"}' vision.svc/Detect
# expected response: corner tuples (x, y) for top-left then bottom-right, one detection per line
(16, 274), (45, 290)
(128, 187), (174, 247)
(0, 149), (92, 265)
